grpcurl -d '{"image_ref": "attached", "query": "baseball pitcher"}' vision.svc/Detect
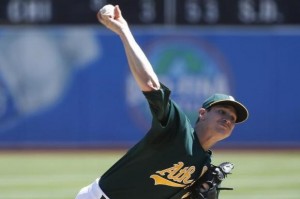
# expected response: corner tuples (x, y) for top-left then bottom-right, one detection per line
(75, 4), (249, 199)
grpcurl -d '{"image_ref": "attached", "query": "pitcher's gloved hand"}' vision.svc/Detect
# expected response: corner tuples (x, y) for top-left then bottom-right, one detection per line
(188, 162), (234, 199)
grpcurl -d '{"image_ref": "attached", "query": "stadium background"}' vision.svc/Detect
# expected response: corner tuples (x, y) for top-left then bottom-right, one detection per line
(0, 0), (299, 199)
(0, 0), (299, 149)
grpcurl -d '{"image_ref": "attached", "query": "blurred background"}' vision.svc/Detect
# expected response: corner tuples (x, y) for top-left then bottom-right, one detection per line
(0, 0), (300, 149)
(0, 0), (299, 198)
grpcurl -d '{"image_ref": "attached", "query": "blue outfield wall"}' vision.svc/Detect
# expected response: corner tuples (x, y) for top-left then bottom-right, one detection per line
(0, 26), (299, 148)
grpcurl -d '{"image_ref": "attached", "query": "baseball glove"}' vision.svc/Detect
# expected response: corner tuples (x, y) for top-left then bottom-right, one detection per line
(187, 162), (234, 199)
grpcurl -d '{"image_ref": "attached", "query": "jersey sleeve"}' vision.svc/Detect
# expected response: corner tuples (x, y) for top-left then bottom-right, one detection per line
(143, 83), (191, 143)
(142, 83), (171, 126)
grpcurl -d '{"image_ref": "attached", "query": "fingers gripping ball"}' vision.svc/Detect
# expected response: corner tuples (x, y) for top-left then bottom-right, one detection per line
(100, 4), (115, 18)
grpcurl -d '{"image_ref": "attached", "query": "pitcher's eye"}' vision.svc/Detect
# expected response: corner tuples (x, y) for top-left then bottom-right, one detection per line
(217, 109), (225, 115)
(230, 115), (236, 123)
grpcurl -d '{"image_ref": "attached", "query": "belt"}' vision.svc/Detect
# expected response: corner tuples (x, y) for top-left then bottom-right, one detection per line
(98, 178), (109, 199)
(100, 194), (109, 199)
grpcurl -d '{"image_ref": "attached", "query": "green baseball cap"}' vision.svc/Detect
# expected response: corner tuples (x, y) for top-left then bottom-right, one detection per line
(202, 93), (249, 123)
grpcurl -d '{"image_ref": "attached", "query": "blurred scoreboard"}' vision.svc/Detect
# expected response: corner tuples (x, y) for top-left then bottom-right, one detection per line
(0, 0), (300, 25)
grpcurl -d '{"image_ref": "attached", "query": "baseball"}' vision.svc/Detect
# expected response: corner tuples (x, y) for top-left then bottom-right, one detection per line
(100, 4), (115, 17)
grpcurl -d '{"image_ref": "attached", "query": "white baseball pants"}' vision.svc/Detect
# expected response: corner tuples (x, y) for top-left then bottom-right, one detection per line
(75, 178), (109, 199)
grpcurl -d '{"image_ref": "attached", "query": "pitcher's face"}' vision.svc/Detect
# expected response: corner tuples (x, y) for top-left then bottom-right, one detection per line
(200, 105), (237, 140)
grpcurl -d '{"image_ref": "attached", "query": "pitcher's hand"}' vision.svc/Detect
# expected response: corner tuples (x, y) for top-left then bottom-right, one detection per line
(97, 5), (129, 35)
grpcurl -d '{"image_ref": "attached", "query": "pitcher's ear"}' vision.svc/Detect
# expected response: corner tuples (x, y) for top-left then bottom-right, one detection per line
(198, 108), (207, 121)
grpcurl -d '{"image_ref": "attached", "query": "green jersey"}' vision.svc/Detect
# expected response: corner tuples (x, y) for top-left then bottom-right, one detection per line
(99, 84), (211, 199)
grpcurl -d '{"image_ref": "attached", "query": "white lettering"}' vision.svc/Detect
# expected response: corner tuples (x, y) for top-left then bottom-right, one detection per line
(259, 0), (281, 23)
(7, 0), (52, 23)
(139, 0), (156, 23)
(184, 0), (202, 23)
(203, 0), (219, 24)
(238, 0), (256, 23)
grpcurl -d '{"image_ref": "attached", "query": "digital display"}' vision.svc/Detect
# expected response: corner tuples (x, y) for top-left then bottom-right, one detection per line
(0, 0), (299, 25)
